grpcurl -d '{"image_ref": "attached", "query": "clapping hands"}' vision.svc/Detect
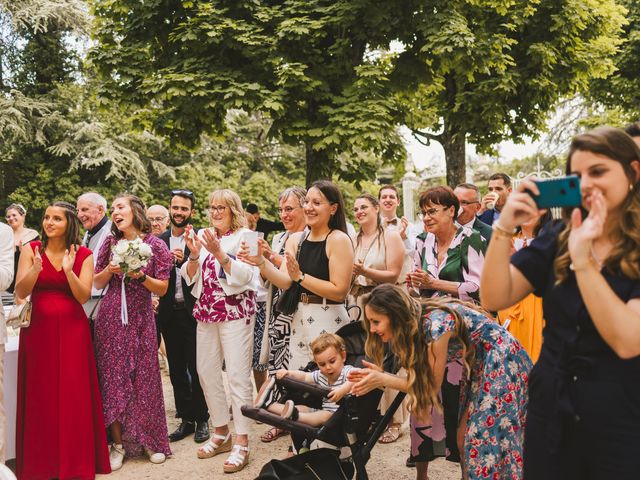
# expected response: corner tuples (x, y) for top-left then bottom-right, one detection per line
(61, 245), (78, 273)
(32, 246), (43, 274)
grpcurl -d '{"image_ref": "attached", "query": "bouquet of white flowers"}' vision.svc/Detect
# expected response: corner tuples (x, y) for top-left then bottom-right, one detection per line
(111, 237), (153, 326)
(111, 237), (153, 283)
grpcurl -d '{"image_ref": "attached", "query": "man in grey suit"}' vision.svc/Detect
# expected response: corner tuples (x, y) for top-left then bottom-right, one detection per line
(454, 183), (492, 243)
(77, 192), (112, 316)
(0, 222), (14, 462)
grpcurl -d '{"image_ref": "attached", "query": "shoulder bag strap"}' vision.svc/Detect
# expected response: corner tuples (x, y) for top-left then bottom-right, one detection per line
(88, 286), (107, 322)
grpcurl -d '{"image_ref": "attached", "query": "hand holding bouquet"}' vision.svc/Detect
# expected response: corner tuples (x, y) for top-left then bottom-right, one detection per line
(111, 237), (153, 326)
(111, 237), (153, 284)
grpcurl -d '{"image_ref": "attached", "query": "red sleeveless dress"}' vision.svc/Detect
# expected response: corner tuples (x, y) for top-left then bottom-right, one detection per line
(16, 242), (110, 479)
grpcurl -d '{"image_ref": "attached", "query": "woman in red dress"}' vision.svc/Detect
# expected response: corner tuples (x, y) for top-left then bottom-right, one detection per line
(14, 201), (110, 479)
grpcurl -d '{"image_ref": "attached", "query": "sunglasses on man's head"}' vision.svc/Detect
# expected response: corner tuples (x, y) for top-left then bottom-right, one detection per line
(171, 189), (195, 200)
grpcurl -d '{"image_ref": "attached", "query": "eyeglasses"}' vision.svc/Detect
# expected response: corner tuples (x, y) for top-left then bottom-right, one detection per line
(208, 205), (227, 214)
(278, 206), (301, 215)
(421, 207), (445, 217)
(148, 216), (168, 223)
(171, 189), (195, 200)
(302, 200), (333, 208)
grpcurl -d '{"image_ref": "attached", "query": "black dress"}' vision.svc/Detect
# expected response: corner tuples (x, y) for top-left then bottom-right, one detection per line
(8, 235), (39, 293)
(511, 222), (640, 480)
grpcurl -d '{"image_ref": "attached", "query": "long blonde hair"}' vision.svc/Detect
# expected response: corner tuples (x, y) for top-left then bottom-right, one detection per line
(361, 285), (479, 419)
(554, 127), (640, 284)
(208, 189), (247, 233)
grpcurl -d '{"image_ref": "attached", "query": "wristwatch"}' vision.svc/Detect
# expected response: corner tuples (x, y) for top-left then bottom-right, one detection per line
(296, 273), (306, 284)
(139, 273), (147, 283)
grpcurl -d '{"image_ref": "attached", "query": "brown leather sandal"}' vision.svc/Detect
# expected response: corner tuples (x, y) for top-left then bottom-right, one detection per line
(260, 427), (289, 443)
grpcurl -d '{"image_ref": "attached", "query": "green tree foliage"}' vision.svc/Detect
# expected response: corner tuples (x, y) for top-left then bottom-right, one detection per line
(90, 0), (408, 185)
(402, 0), (626, 186)
(588, 0), (640, 121)
(90, 0), (625, 187)
(144, 110), (306, 225)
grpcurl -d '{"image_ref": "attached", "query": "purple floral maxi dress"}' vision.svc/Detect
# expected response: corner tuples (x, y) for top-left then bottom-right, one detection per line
(94, 234), (173, 457)
(422, 304), (533, 479)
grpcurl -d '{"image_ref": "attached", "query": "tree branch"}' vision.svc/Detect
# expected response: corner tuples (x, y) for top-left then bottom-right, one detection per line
(410, 128), (441, 146)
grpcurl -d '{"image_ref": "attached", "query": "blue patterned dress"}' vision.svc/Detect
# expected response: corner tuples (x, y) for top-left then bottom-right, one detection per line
(422, 304), (532, 479)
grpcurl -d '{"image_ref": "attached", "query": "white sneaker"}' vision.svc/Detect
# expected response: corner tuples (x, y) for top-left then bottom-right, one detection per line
(144, 447), (166, 464)
(109, 443), (125, 471)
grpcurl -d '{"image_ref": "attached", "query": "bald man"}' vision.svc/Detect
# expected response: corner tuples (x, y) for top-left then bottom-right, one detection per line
(146, 205), (169, 236)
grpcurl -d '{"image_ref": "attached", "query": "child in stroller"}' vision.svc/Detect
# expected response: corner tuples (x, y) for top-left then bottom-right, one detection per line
(242, 321), (405, 480)
(256, 333), (354, 427)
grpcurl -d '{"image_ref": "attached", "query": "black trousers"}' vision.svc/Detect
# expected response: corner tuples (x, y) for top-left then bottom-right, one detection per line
(160, 306), (209, 423)
(524, 367), (640, 480)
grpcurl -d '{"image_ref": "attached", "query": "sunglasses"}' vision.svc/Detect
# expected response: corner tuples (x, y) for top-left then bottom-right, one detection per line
(171, 189), (195, 200)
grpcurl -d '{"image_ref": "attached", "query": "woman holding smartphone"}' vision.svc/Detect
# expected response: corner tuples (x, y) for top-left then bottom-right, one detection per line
(481, 126), (640, 480)
(241, 180), (353, 372)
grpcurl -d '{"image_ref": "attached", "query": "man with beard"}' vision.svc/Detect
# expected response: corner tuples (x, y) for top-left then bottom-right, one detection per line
(77, 192), (112, 316)
(158, 189), (210, 443)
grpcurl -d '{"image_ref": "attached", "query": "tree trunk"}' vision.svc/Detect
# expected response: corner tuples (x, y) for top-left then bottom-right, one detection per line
(305, 143), (333, 187)
(441, 124), (466, 187)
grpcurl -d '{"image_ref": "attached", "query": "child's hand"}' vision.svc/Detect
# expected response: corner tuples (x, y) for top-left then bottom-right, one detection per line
(275, 369), (288, 380)
(328, 387), (347, 403)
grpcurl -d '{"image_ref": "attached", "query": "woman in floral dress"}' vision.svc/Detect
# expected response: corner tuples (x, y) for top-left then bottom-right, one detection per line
(405, 186), (487, 473)
(93, 193), (173, 472)
(350, 284), (532, 480)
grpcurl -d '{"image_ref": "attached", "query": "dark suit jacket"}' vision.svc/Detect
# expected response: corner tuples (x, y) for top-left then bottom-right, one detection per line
(256, 218), (284, 238)
(158, 230), (196, 316)
(472, 217), (493, 241)
(478, 209), (498, 226)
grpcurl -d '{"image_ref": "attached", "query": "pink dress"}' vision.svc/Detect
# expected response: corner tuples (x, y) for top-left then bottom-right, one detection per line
(94, 234), (172, 457)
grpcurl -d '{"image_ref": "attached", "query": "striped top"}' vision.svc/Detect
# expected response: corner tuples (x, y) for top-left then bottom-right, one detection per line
(311, 364), (354, 412)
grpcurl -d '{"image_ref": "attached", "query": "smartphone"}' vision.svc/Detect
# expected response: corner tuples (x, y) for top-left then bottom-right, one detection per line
(527, 175), (581, 209)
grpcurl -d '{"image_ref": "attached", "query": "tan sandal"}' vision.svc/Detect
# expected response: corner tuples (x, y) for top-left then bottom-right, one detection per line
(197, 431), (232, 459)
(260, 426), (289, 443)
(223, 444), (249, 473)
(378, 425), (402, 444)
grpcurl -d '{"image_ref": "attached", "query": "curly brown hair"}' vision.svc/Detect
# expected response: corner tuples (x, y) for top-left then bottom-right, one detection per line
(554, 126), (640, 284)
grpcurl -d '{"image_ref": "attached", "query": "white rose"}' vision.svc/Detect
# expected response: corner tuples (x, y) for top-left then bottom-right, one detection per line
(139, 243), (152, 257)
(114, 240), (130, 256)
(128, 258), (142, 270)
(111, 254), (123, 265)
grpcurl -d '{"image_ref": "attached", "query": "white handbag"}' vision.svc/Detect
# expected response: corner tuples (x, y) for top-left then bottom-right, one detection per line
(6, 297), (32, 329)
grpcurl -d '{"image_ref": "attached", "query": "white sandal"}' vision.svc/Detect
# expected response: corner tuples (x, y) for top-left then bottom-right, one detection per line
(223, 444), (249, 473)
(197, 431), (232, 459)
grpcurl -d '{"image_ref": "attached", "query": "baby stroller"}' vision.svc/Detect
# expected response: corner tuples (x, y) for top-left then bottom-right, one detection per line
(241, 320), (405, 480)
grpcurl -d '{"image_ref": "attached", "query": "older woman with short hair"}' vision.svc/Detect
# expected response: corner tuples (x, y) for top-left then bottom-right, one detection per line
(182, 188), (259, 474)
(405, 185), (486, 475)
(256, 186), (307, 443)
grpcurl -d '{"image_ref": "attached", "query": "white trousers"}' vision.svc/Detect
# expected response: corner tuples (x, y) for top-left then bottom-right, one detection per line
(379, 367), (409, 426)
(196, 318), (254, 435)
(289, 302), (350, 371)
(0, 345), (5, 463)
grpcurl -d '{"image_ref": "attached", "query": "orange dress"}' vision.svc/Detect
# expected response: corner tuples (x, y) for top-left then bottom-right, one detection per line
(498, 234), (544, 363)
